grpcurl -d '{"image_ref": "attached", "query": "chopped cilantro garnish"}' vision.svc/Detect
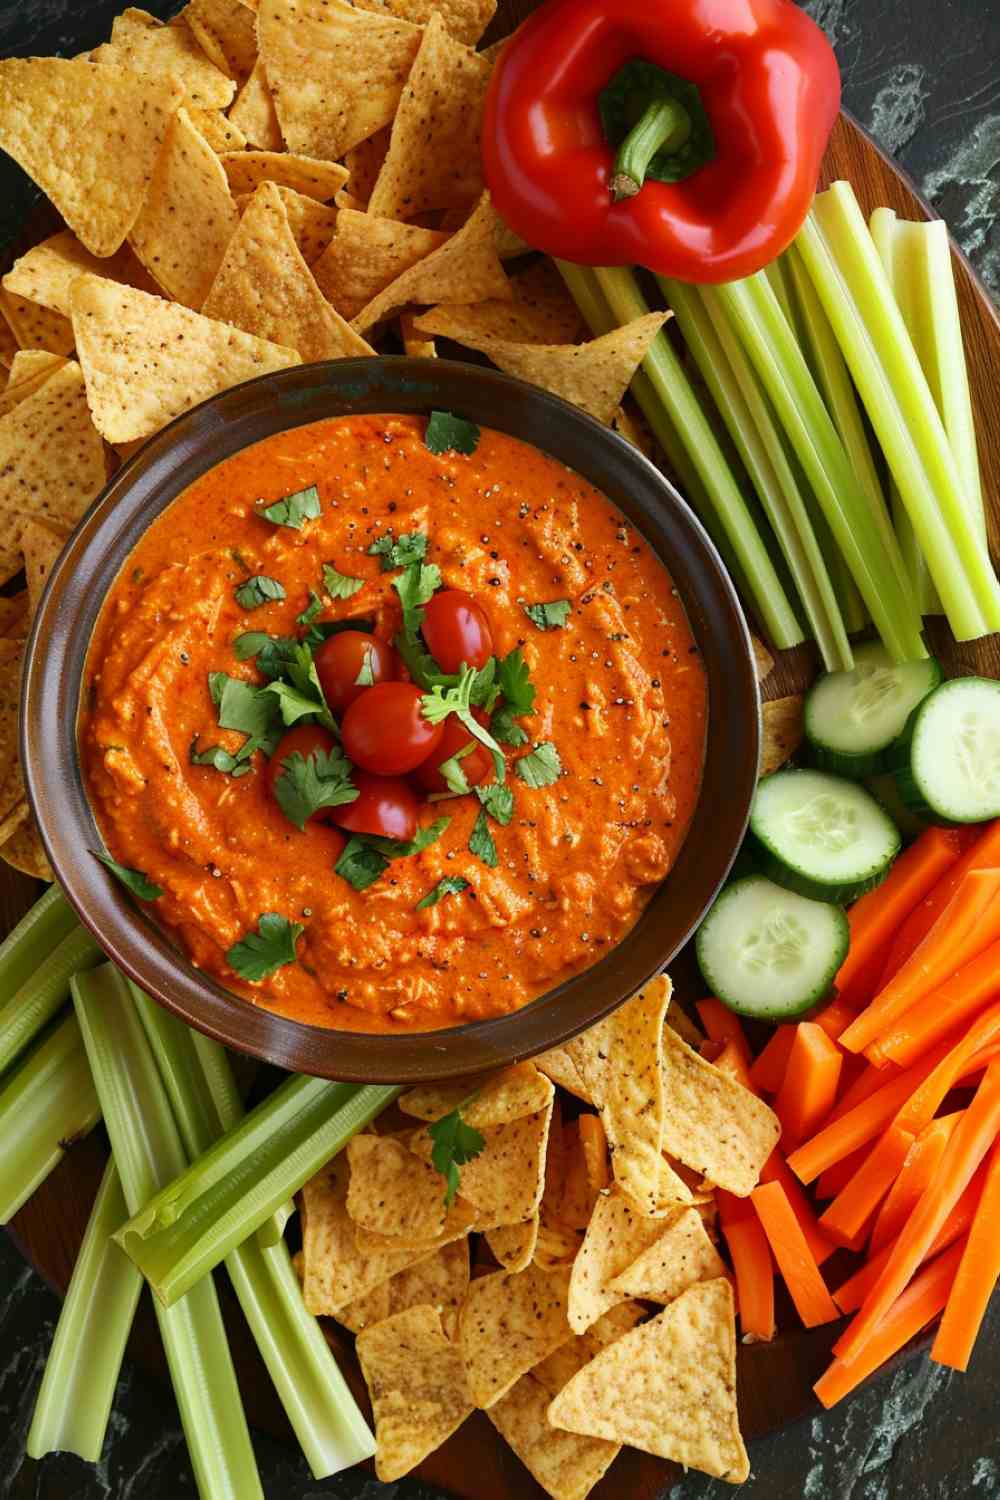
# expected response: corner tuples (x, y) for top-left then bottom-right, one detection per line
(516, 741), (563, 788)
(490, 708), (529, 746)
(257, 485), (321, 530)
(367, 529), (428, 570)
(334, 817), (450, 891)
(226, 913), (303, 981)
(497, 648), (536, 716)
(393, 561), (445, 687)
(322, 562), (364, 600)
(296, 589), (324, 626)
(424, 410), (480, 456)
(260, 643), (337, 733)
(421, 665), (506, 781)
(190, 738), (254, 779)
(95, 853), (163, 901)
(272, 747), (358, 830)
(476, 782), (514, 825)
(235, 575), (286, 610)
(437, 742), (475, 796)
(523, 599), (571, 631)
(468, 807), (498, 867)
(354, 646), (376, 687)
(213, 675), (283, 756)
(428, 1102), (485, 1206)
(416, 875), (470, 910)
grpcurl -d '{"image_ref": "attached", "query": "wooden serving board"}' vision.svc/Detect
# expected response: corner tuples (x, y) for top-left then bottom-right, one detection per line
(5, 9), (1000, 1495)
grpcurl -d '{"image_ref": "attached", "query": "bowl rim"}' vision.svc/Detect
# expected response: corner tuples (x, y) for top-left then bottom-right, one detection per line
(22, 356), (760, 1083)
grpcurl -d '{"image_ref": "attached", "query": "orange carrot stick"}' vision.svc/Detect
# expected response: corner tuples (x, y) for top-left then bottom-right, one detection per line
(819, 1124), (916, 1244)
(869, 1112), (962, 1255)
(827, 1060), (900, 1126)
(750, 1026), (796, 1095)
(816, 1147), (868, 1200)
(816, 1241), (965, 1408)
(751, 1181), (841, 1328)
(870, 936), (1000, 1070)
(774, 1023), (844, 1146)
(759, 1150), (837, 1265)
(932, 1135), (1000, 1371)
(711, 1038), (755, 1092)
(834, 1059), (1000, 1366)
(835, 828), (961, 1002)
(696, 999), (752, 1062)
(840, 868), (1000, 1056)
(878, 820), (1000, 988)
(720, 1209), (775, 1341)
(813, 994), (860, 1042)
(893, 1001), (1000, 1135)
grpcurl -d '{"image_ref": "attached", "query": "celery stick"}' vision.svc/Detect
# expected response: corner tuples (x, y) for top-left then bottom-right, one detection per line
(796, 183), (1000, 640)
(133, 988), (375, 1477)
(114, 1061), (399, 1306)
(0, 925), (102, 1076)
(72, 965), (264, 1500)
(27, 1160), (142, 1463)
(662, 276), (851, 671)
(0, 1013), (101, 1223)
(0, 886), (77, 1003)
(710, 272), (926, 663)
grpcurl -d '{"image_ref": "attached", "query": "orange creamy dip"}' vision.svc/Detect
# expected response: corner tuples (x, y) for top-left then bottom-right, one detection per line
(82, 415), (706, 1032)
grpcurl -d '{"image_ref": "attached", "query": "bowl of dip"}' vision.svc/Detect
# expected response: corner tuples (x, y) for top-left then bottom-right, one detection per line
(22, 358), (759, 1082)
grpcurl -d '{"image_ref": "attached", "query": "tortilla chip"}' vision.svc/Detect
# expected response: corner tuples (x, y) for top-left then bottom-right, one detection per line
(415, 261), (585, 347)
(459, 1263), (572, 1408)
(353, 191), (510, 333)
(0, 352), (67, 420)
(441, 1107), (551, 1226)
(558, 1120), (601, 1232)
(353, 1195), (476, 1256)
(257, 0), (422, 161)
(534, 1223), (584, 1271)
(346, 1132), (452, 1241)
(71, 277), (300, 443)
(548, 1279), (750, 1483)
(486, 1215), (538, 1274)
(0, 313), (16, 369)
(202, 181), (372, 359)
(653, 1154), (699, 1214)
(611, 402), (655, 459)
(0, 290), (74, 358)
(0, 644), (24, 827)
(533, 1301), (647, 1400)
(22, 520), (69, 620)
(578, 1116), (610, 1199)
(664, 995), (703, 1049)
(566, 976), (672, 1215)
(534, 1046), (593, 1104)
(567, 1191), (667, 1334)
(400, 312), (436, 359)
(399, 1061), (553, 1127)
(2, 233), (158, 320)
(760, 694), (805, 776)
(183, 0), (258, 82)
(352, 0), (494, 45)
(187, 106), (248, 154)
(229, 57), (284, 151)
(0, 799), (30, 848)
(387, 1238), (469, 1339)
(220, 149), (349, 202)
(752, 634), (774, 682)
(95, 8), (235, 109)
(357, 1304), (474, 1482)
(268, 187), (339, 265)
(661, 1025), (781, 1196)
(342, 125), (391, 206)
(0, 58), (183, 257)
(1, 817), (52, 882)
(488, 1371), (619, 1500)
(0, 362), (107, 582)
(607, 1206), (727, 1304)
(332, 1280), (391, 1334)
(367, 14), (490, 221)
(0, 591), (29, 639)
(313, 209), (448, 322)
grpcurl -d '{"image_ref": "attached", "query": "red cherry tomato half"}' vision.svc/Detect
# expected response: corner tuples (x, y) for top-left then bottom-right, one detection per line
(421, 589), (494, 673)
(264, 726), (346, 852)
(413, 709), (492, 793)
(341, 681), (444, 775)
(313, 630), (396, 716)
(333, 771), (419, 843)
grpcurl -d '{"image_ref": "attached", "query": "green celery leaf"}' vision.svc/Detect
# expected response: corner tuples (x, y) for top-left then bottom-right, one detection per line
(273, 748), (358, 830)
(468, 807), (498, 867)
(367, 529), (428, 570)
(424, 410), (480, 456)
(322, 563), (364, 601)
(95, 854), (163, 901)
(226, 912), (304, 981)
(522, 599), (571, 631)
(516, 742), (562, 789)
(257, 485), (321, 530)
(235, 575), (286, 610)
(416, 875), (470, 911)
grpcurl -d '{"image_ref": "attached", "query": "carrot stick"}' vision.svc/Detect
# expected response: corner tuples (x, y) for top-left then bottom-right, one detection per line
(787, 1039), (953, 1185)
(932, 1135), (1000, 1371)
(720, 1210), (776, 1341)
(879, 821), (1000, 987)
(893, 1001), (1000, 1135)
(834, 1059), (1000, 1365)
(819, 1124), (916, 1244)
(751, 1181), (841, 1327)
(827, 1060), (900, 1126)
(870, 936), (1000, 1069)
(840, 868), (1000, 1056)
(696, 999), (752, 1063)
(711, 1038), (755, 1092)
(750, 1026), (796, 1095)
(816, 1147), (868, 1200)
(815, 1241), (965, 1407)
(759, 1150), (837, 1265)
(835, 828), (961, 1002)
(869, 1112), (962, 1255)
(813, 994), (860, 1042)
(774, 1023), (843, 1146)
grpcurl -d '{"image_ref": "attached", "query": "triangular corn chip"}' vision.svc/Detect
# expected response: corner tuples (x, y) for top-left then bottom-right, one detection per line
(752, 634), (775, 682)
(413, 1105), (552, 1227)
(71, 277), (299, 443)
(94, 8), (235, 109)
(0, 57), (183, 256)
(367, 13), (490, 221)
(3, 232), (157, 319)
(414, 261), (585, 347)
(548, 1279), (750, 1482)
(459, 1263), (572, 1408)
(0, 351), (67, 420)
(0, 591), (30, 640)
(533, 1301), (647, 1400)
(332, 1279), (390, 1335)
(486, 1214), (539, 1273)
(229, 57), (284, 150)
(400, 312), (436, 359)
(182, 0), (258, 82)
(258, 0), (422, 160)
(567, 1190), (669, 1334)
(266, 187), (339, 265)
(0, 288), (74, 358)
(352, 0), (495, 46)
(607, 1206), (727, 1304)
(202, 181), (372, 359)
(386, 1238), (469, 1339)
(489, 1370), (619, 1500)
(399, 1061), (553, 1126)
(760, 693), (805, 776)
(0, 642), (26, 829)
(346, 1132), (454, 1241)
(342, 126), (391, 206)
(186, 105), (248, 154)
(0, 312), (16, 368)
(1, 815), (52, 883)
(313, 209), (449, 322)
(220, 149), (348, 202)
(534, 1046), (593, 1104)
(661, 1024), (780, 1195)
(22, 518), (69, 621)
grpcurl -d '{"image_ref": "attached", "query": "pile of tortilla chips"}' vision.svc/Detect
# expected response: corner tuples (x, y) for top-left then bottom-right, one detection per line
(0, 0), (674, 881)
(298, 976), (780, 1492)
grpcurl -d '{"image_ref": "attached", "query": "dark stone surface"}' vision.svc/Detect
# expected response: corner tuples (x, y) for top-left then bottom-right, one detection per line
(1, 2), (999, 1497)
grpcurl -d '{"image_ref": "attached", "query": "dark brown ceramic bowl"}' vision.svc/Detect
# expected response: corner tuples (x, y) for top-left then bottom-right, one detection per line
(22, 358), (759, 1083)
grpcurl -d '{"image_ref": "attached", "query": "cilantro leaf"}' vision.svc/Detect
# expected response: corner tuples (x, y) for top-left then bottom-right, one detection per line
(393, 561), (446, 687)
(233, 632), (300, 681)
(497, 649), (536, 716)
(95, 853), (163, 901)
(354, 645), (376, 687)
(523, 599), (571, 631)
(208, 671), (228, 706)
(301, 616), (375, 651)
(297, 589), (324, 626)
(273, 747), (358, 830)
(263, 644), (337, 733)
(367, 529), (428, 570)
(476, 782), (514, 825)
(437, 742), (474, 796)
(468, 807), (498, 867)
(257, 485), (321, 530)
(190, 738), (254, 779)
(421, 666), (507, 782)
(235, 575), (286, 610)
(226, 913), (303, 982)
(424, 410), (480, 456)
(416, 875), (470, 911)
(334, 817), (450, 891)
(322, 562), (364, 600)
(428, 1105), (486, 1206)
(516, 741), (563, 788)
(490, 707), (529, 746)
(214, 675), (284, 756)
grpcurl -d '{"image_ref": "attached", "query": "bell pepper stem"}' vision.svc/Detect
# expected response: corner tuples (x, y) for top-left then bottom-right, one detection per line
(611, 97), (691, 201)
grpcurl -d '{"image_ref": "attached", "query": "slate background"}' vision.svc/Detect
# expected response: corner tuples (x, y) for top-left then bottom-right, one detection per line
(2, 1), (1000, 1497)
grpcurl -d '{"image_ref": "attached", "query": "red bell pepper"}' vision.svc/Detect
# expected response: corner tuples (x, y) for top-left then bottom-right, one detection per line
(482, 0), (841, 284)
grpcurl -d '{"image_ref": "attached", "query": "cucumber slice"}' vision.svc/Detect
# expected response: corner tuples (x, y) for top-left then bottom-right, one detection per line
(866, 773), (930, 844)
(750, 768), (901, 903)
(889, 677), (1000, 823)
(695, 875), (849, 1021)
(804, 642), (942, 778)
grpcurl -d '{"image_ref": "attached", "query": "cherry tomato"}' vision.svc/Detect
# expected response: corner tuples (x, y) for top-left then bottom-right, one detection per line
(341, 682), (444, 775)
(314, 631), (396, 716)
(421, 589), (494, 673)
(264, 726), (346, 852)
(413, 710), (492, 793)
(333, 771), (419, 842)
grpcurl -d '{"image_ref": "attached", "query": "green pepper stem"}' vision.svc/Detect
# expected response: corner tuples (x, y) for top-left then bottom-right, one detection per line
(610, 98), (692, 201)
